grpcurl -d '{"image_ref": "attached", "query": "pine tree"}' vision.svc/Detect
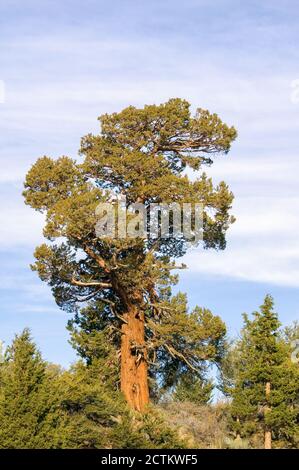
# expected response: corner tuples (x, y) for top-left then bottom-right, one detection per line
(23, 98), (236, 411)
(0, 329), (57, 448)
(229, 296), (299, 448)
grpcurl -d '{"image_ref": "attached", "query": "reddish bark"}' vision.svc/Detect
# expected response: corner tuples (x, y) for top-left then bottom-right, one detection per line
(120, 301), (149, 411)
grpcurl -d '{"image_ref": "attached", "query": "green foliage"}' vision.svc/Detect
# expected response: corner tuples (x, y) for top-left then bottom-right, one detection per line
(55, 360), (184, 449)
(227, 296), (299, 448)
(1, 319), (297, 449)
(0, 330), (184, 449)
(150, 292), (226, 394)
(0, 329), (57, 448)
(173, 375), (213, 405)
(23, 98), (235, 395)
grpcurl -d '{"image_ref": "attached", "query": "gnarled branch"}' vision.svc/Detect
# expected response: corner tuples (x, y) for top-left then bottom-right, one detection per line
(71, 278), (112, 288)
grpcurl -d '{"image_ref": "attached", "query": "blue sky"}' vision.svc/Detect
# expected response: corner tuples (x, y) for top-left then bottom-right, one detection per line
(0, 0), (299, 366)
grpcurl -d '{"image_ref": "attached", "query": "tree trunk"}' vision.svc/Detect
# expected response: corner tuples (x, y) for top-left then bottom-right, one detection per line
(236, 417), (241, 441)
(264, 381), (272, 449)
(120, 301), (149, 411)
(264, 430), (271, 450)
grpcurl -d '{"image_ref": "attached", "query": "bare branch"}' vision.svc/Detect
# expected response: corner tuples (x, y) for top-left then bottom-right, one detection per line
(164, 343), (199, 373)
(100, 297), (128, 324)
(71, 278), (112, 288)
(83, 245), (111, 274)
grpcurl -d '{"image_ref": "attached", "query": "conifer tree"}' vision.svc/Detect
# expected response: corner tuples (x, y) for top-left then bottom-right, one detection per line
(0, 329), (56, 448)
(23, 98), (236, 411)
(0, 330), (184, 449)
(229, 296), (299, 448)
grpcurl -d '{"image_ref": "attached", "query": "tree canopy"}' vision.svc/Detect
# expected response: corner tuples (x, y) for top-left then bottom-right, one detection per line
(23, 98), (237, 410)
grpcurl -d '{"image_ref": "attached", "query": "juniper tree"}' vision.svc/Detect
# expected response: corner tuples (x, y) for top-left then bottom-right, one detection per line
(23, 98), (236, 411)
(229, 296), (299, 449)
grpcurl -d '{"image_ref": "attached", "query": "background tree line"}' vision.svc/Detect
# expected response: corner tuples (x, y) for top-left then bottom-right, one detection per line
(0, 296), (298, 448)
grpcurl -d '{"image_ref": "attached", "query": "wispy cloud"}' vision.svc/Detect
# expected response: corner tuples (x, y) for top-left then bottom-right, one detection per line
(0, 0), (299, 362)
